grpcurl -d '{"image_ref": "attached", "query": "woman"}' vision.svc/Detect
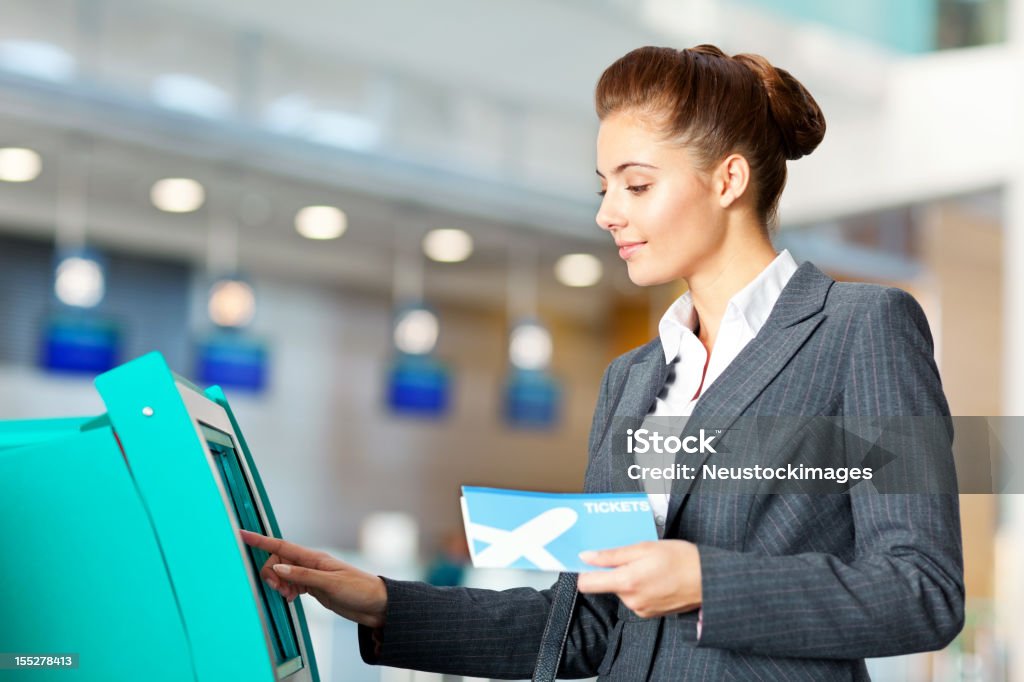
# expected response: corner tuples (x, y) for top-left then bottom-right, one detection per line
(243, 45), (963, 680)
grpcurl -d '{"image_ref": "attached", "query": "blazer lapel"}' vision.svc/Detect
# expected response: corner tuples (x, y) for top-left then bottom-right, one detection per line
(603, 345), (673, 494)
(665, 261), (835, 527)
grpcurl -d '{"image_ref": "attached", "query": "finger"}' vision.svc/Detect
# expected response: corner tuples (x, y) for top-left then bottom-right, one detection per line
(256, 553), (301, 598)
(241, 530), (332, 569)
(260, 563), (284, 592)
(577, 567), (630, 594)
(281, 582), (296, 601)
(283, 580), (307, 602)
(269, 564), (299, 599)
(259, 553), (284, 587)
(274, 567), (311, 602)
(579, 541), (653, 568)
(272, 563), (333, 593)
(265, 571), (295, 600)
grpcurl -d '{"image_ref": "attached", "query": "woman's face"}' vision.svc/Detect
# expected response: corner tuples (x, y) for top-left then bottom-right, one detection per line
(596, 111), (725, 287)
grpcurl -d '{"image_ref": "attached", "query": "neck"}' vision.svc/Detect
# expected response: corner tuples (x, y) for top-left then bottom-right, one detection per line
(685, 229), (778, 349)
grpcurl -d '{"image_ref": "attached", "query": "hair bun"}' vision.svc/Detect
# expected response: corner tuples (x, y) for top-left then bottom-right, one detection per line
(733, 53), (825, 161)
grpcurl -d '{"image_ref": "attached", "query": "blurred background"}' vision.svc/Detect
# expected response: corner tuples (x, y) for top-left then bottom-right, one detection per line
(0, 0), (1021, 680)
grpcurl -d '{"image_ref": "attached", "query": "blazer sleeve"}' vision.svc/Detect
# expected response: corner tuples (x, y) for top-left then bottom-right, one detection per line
(356, 362), (623, 679)
(357, 577), (617, 679)
(695, 287), (965, 659)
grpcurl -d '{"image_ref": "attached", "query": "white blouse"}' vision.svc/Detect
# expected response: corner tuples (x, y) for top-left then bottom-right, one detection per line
(641, 249), (799, 527)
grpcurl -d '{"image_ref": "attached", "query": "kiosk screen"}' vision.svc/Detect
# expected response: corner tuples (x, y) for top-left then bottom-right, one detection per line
(202, 424), (303, 679)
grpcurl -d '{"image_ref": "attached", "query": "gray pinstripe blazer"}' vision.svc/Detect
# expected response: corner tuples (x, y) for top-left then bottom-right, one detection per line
(359, 260), (964, 681)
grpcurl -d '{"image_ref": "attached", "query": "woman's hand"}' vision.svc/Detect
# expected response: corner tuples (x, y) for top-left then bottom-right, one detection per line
(576, 539), (702, 619)
(240, 529), (388, 629)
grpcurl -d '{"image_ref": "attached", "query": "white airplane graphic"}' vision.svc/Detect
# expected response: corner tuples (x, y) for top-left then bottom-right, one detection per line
(467, 507), (579, 571)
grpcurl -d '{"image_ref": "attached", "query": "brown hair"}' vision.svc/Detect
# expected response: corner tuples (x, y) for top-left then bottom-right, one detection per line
(595, 45), (825, 230)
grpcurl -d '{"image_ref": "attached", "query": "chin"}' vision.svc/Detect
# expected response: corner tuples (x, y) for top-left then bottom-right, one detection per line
(626, 265), (673, 288)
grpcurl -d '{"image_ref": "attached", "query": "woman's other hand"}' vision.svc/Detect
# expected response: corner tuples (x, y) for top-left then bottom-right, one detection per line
(240, 529), (387, 628)
(576, 539), (702, 619)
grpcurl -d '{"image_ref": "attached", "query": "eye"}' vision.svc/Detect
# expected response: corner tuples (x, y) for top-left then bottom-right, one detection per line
(595, 184), (650, 198)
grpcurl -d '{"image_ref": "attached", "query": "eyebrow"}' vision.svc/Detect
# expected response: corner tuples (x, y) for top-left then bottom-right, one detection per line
(595, 162), (659, 179)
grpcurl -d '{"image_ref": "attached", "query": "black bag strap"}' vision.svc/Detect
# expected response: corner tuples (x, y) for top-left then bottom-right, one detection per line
(532, 572), (578, 682)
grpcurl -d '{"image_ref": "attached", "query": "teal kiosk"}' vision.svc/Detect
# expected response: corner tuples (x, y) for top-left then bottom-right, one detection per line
(0, 353), (319, 682)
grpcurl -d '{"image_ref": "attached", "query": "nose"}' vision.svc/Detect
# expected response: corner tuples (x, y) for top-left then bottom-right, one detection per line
(595, 193), (626, 233)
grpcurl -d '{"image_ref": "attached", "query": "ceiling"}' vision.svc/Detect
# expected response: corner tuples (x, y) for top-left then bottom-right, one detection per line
(0, 0), (906, 321)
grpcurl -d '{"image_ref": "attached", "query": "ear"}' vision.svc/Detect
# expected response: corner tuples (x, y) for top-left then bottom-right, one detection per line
(713, 154), (750, 208)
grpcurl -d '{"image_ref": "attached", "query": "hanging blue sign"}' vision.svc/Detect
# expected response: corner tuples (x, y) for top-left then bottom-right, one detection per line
(387, 354), (450, 417)
(40, 314), (121, 374)
(196, 333), (268, 392)
(504, 369), (560, 429)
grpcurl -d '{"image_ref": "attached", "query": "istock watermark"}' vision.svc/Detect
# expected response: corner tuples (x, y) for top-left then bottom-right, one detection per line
(602, 415), (1024, 495)
(626, 427), (719, 455)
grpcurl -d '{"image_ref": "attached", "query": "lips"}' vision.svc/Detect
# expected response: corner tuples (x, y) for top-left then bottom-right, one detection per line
(617, 242), (646, 260)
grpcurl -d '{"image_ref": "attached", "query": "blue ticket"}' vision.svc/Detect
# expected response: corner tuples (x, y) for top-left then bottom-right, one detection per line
(460, 486), (658, 572)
